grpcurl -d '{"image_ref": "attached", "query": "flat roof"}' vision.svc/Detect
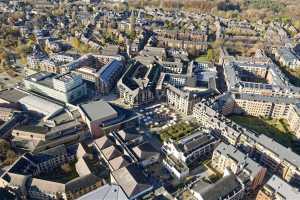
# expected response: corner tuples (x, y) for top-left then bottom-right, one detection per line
(79, 100), (117, 121)
(0, 88), (28, 103)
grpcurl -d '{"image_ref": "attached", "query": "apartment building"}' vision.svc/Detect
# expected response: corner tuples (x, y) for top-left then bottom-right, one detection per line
(162, 130), (220, 166)
(166, 84), (202, 115)
(256, 175), (300, 200)
(191, 173), (245, 200)
(27, 44), (48, 70)
(233, 93), (300, 138)
(212, 142), (267, 191)
(0, 143), (105, 200)
(74, 55), (125, 94)
(117, 59), (161, 107)
(272, 47), (300, 69)
(193, 100), (300, 186)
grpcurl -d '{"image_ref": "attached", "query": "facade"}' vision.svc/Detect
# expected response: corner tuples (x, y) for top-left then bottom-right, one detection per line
(272, 47), (300, 69)
(193, 100), (300, 187)
(78, 100), (138, 137)
(233, 93), (300, 138)
(212, 142), (267, 191)
(0, 143), (104, 200)
(74, 56), (125, 94)
(27, 44), (48, 70)
(162, 130), (220, 164)
(117, 59), (161, 107)
(162, 154), (189, 180)
(166, 84), (202, 115)
(162, 129), (219, 179)
(24, 72), (87, 103)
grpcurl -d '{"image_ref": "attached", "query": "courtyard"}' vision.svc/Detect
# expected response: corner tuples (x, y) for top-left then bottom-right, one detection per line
(159, 121), (199, 142)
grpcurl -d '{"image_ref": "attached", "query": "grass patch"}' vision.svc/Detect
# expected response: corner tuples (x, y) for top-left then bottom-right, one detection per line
(229, 115), (300, 154)
(196, 54), (209, 62)
(160, 121), (199, 141)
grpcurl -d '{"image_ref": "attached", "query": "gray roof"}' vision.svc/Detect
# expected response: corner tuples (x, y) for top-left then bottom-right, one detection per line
(264, 175), (300, 200)
(19, 95), (64, 116)
(132, 142), (159, 160)
(177, 130), (217, 154)
(193, 174), (243, 200)
(234, 93), (299, 105)
(0, 88), (28, 103)
(77, 184), (128, 200)
(215, 142), (264, 179)
(102, 145), (122, 161)
(79, 100), (117, 121)
(256, 134), (300, 167)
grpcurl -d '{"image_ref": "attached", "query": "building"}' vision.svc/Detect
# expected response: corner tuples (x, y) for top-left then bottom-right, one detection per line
(117, 59), (161, 107)
(78, 101), (138, 137)
(193, 100), (300, 187)
(77, 184), (128, 200)
(94, 129), (159, 169)
(272, 47), (300, 69)
(256, 175), (300, 200)
(162, 130), (220, 164)
(111, 164), (154, 200)
(132, 142), (160, 166)
(212, 142), (267, 191)
(162, 154), (189, 180)
(27, 44), (48, 70)
(12, 120), (87, 151)
(74, 55), (125, 94)
(191, 173), (245, 200)
(24, 72), (87, 103)
(162, 129), (219, 179)
(166, 84), (202, 115)
(0, 143), (105, 200)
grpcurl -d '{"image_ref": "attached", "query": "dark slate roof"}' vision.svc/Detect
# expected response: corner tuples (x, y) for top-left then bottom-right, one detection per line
(193, 174), (243, 200)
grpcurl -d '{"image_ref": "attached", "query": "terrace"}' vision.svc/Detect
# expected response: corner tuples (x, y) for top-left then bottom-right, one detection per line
(159, 121), (199, 141)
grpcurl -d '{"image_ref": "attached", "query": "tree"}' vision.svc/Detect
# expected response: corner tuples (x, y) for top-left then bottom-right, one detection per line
(0, 139), (10, 155)
(207, 49), (214, 61)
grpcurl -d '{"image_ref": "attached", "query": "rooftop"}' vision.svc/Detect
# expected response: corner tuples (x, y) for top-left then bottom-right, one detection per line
(192, 174), (243, 200)
(77, 184), (128, 200)
(111, 164), (153, 199)
(79, 100), (118, 122)
(264, 175), (300, 200)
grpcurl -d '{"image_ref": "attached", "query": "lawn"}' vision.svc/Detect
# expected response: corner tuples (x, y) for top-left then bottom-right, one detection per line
(229, 115), (300, 154)
(160, 121), (199, 141)
(196, 55), (209, 62)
